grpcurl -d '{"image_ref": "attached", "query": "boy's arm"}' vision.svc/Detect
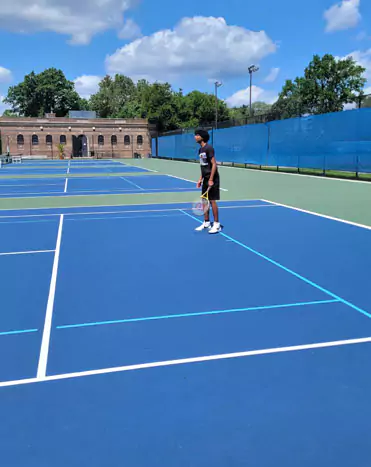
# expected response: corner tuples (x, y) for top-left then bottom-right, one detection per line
(209, 148), (217, 185)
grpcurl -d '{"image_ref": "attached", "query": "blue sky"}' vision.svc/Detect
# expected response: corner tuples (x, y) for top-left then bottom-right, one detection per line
(0, 0), (370, 112)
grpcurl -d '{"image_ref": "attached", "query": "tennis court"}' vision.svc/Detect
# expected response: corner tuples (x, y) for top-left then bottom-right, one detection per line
(0, 159), (151, 176)
(0, 158), (371, 467)
(0, 159), (199, 198)
(0, 175), (199, 198)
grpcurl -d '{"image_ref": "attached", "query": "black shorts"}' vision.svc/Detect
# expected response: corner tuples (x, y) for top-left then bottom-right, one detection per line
(202, 174), (220, 201)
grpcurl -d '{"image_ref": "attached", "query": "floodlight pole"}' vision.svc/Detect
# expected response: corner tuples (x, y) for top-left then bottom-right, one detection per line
(215, 81), (222, 130)
(248, 65), (259, 115)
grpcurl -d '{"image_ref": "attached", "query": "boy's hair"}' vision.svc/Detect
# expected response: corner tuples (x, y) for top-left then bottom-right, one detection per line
(194, 129), (210, 143)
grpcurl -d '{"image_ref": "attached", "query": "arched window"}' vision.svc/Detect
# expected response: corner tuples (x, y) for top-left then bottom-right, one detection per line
(137, 135), (143, 146)
(17, 134), (24, 146)
(60, 135), (66, 144)
(111, 135), (117, 146)
(98, 135), (104, 146)
(124, 135), (130, 146)
(32, 135), (39, 146)
(46, 135), (53, 145)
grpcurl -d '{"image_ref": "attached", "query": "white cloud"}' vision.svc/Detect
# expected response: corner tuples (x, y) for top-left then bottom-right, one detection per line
(264, 67), (280, 83)
(0, 67), (12, 83)
(118, 18), (141, 40)
(0, 0), (138, 45)
(343, 102), (357, 110)
(324, 0), (361, 33)
(226, 85), (278, 107)
(74, 75), (102, 98)
(344, 49), (371, 80)
(106, 16), (276, 81)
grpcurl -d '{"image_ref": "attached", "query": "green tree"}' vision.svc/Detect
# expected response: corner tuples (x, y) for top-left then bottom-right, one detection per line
(179, 91), (230, 128)
(272, 54), (366, 119)
(78, 98), (91, 111)
(361, 94), (371, 108)
(230, 102), (272, 120)
(5, 68), (82, 117)
(133, 81), (181, 131)
(269, 78), (307, 120)
(90, 74), (136, 118)
(2, 109), (18, 117)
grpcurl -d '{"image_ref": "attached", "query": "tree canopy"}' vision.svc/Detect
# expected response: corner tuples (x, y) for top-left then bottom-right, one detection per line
(89, 78), (230, 131)
(269, 54), (366, 120)
(3, 54), (370, 129)
(5, 68), (84, 117)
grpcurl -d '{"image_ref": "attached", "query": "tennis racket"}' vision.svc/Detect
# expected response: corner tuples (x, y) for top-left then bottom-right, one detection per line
(192, 186), (211, 216)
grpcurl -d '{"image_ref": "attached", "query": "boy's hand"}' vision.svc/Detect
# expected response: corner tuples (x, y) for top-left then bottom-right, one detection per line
(197, 180), (202, 188)
(208, 179), (214, 187)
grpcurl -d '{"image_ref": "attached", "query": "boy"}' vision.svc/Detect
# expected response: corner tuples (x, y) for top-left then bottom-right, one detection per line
(194, 129), (221, 234)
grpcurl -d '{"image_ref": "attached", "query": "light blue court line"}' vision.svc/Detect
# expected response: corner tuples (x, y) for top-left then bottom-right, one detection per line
(180, 209), (371, 320)
(120, 176), (144, 190)
(0, 328), (38, 336)
(57, 299), (339, 330)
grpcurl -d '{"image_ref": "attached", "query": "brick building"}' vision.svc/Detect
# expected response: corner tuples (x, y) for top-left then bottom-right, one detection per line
(0, 114), (153, 159)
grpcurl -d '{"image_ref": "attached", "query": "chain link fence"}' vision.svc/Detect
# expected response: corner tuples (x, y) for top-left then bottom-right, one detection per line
(155, 94), (371, 138)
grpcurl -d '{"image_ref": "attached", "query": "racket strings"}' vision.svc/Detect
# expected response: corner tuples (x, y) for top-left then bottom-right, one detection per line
(192, 188), (210, 216)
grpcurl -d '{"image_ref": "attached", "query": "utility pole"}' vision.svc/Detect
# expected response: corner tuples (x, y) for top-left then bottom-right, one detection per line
(214, 81), (222, 130)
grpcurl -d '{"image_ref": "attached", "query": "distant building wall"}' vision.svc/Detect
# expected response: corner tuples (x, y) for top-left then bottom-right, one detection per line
(0, 116), (152, 159)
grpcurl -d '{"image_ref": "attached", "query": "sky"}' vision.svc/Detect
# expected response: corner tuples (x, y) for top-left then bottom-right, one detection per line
(0, 0), (370, 113)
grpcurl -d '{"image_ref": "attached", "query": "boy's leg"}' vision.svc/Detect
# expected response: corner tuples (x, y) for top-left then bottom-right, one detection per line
(204, 203), (210, 223)
(195, 178), (211, 231)
(210, 200), (219, 223)
(208, 177), (221, 234)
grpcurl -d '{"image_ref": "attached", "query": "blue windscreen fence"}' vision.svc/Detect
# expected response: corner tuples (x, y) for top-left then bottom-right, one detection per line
(153, 108), (371, 173)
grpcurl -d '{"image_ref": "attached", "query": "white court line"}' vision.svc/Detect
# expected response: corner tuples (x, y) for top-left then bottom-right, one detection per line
(0, 203), (275, 220)
(64, 178), (68, 193)
(261, 199), (371, 231)
(119, 162), (158, 173)
(1, 335), (371, 388)
(167, 174), (228, 192)
(0, 249), (55, 256)
(37, 215), (64, 379)
(67, 160), (70, 175)
(218, 163), (371, 185)
(120, 176), (144, 190)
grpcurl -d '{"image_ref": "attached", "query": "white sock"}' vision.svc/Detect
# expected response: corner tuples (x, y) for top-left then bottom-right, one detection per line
(204, 221), (211, 226)
(213, 222), (220, 228)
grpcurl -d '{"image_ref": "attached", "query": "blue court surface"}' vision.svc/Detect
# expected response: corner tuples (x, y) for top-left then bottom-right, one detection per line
(1, 199), (371, 466)
(0, 174), (198, 197)
(0, 166), (150, 176)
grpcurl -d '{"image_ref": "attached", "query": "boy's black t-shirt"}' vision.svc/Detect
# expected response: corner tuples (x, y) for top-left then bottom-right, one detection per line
(199, 144), (219, 178)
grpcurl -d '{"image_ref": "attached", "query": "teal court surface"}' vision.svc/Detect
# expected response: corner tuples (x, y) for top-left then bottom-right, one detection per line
(0, 159), (371, 467)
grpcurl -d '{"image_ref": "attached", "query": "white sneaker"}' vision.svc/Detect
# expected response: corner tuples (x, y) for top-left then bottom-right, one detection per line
(209, 222), (222, 234)
(195, 221), (211, 231)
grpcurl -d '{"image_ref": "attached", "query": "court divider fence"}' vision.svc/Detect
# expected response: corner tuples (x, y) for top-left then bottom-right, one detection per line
(151, 108), (371, 175)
